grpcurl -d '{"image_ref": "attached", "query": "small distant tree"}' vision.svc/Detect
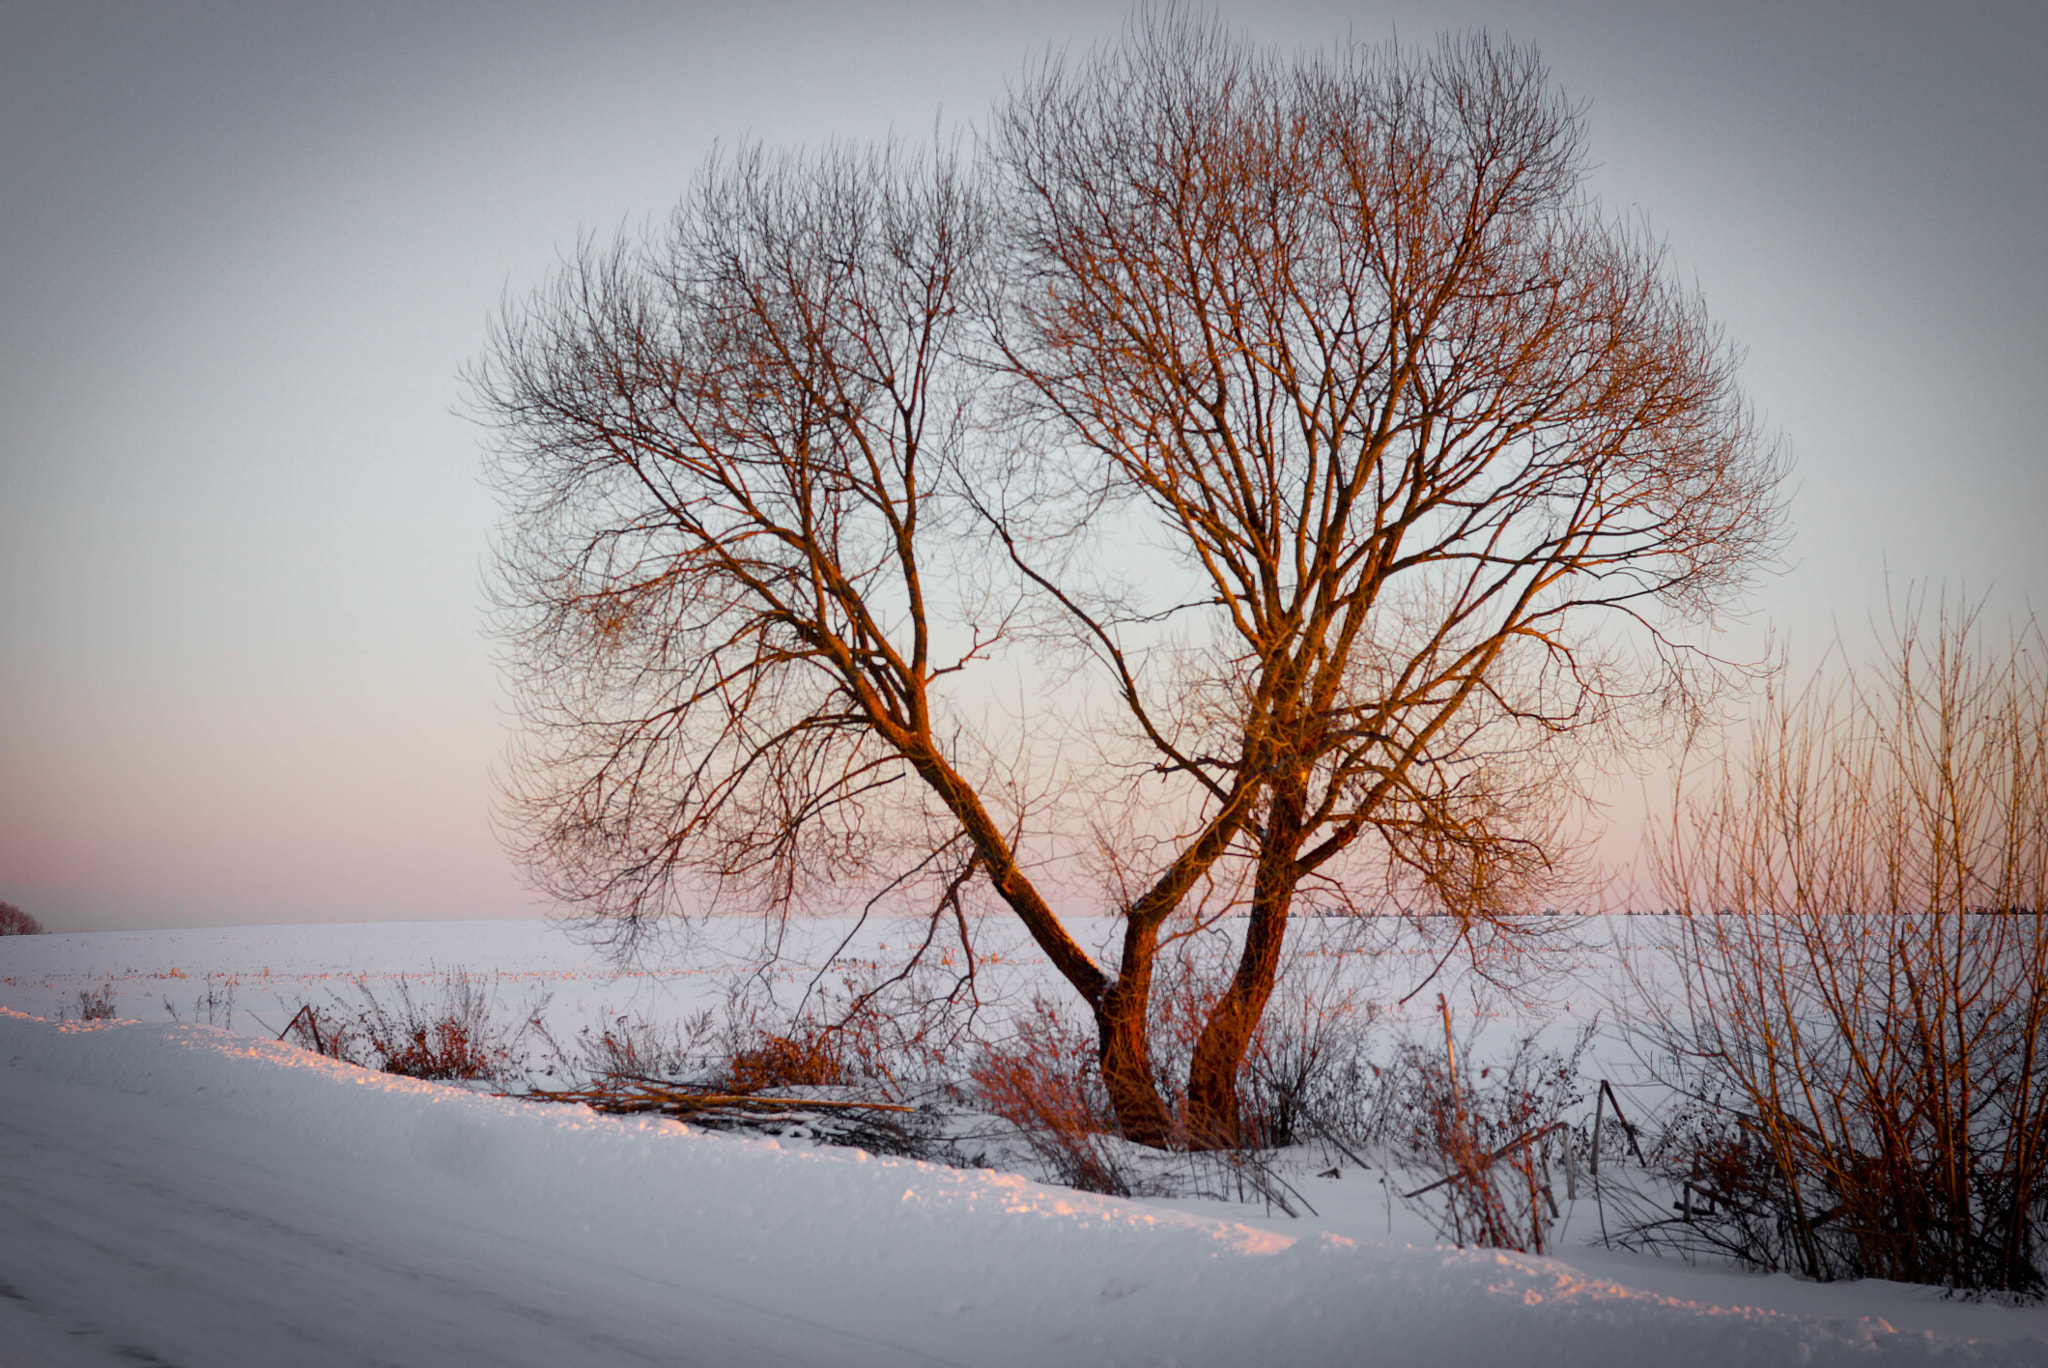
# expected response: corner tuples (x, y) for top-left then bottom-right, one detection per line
(0, 901), (43, 936)
(474, 14), (1784, 1147)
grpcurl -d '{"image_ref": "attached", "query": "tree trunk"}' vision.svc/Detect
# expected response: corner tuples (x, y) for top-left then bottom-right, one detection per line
(1182, 904), (1290, 1148)
(1095, 912), (1175, 1147)
(1184, 802), (1303, 1149)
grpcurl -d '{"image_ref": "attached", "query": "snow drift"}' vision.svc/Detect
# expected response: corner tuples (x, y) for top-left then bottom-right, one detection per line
(4, 1008), (2044, 1366)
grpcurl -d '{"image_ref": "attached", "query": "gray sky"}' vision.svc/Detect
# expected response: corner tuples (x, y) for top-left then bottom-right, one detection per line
(4, 1), (2042, 931)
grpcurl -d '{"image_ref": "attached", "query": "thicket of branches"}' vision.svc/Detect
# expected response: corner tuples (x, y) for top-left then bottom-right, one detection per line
(1636, 596), (2048, 1294)
(471, 14), (1783, 1149)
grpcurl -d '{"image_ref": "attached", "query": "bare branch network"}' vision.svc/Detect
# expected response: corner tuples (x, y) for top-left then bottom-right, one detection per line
(470, 17), (1785, 1148)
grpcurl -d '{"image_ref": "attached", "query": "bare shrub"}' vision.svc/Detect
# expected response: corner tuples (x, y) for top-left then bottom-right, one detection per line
(350, 970), (539, 1084)
(280, 1002), (360, 1061)
(969, 998), (1138, 1196)
(702, 939), (1007, 1104)
(531, 1010), (717, 1087)
(723, 1026), (846, 1093)
(1144, 944), (1378, 1150)
(527, 974), (948, 1102)
(1219, 962), (1377, 1151)
(803, 976), (969, 1099)
(1367, 1007), (1591, 1254)
(0, 901), (43, 935)
(163, 977), (237, 1029)
(74, 985), (117, 1021)
(1639, 594), (2048, 1295)
(520, 1000), (958, 1162)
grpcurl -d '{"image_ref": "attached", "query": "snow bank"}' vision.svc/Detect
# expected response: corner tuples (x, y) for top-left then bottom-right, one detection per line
(4, 1008), (2043, 1366)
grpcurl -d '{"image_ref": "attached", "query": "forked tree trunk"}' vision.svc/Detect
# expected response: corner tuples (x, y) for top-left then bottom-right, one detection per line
(1083, 793), (1264, 1149)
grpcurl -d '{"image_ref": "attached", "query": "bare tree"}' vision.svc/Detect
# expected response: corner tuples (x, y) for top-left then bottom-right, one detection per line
(473, 17), (1783, 1148)
(0, 901), (43, 936)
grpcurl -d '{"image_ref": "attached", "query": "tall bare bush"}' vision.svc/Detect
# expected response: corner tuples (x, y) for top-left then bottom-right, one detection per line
(1643, 595), (2048, 1293)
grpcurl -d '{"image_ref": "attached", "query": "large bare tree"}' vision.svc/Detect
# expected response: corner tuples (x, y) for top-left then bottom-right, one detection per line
(473, 17), (1784, 1148)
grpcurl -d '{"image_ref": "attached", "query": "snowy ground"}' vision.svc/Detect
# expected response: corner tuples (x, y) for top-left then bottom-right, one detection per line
(4, 920), (2048, 1366)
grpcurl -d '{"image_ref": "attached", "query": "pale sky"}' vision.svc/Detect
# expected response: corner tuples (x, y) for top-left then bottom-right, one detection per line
(4, 1), (2042, 931)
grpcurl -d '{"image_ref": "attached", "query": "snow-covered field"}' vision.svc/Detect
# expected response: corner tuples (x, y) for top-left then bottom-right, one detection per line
(4, 919), (2047, 1366)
